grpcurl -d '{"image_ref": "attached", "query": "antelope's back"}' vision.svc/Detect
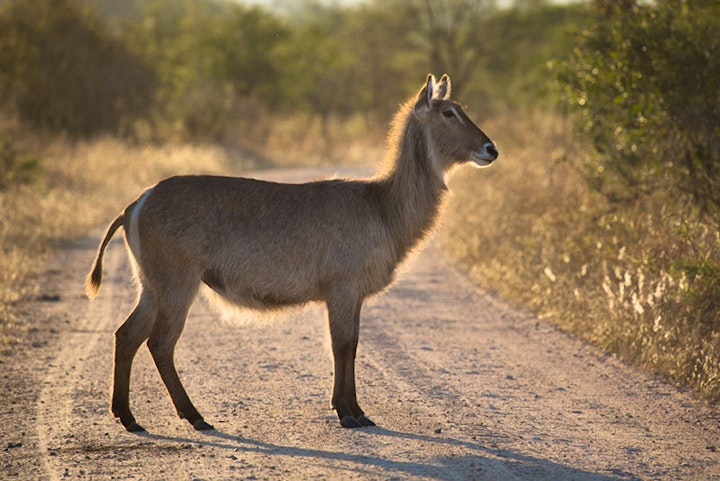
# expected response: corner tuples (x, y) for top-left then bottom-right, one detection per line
(137, 175), (395, 301)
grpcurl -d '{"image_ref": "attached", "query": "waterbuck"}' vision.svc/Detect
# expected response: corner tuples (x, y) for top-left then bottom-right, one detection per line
(86, 74), (498, 432)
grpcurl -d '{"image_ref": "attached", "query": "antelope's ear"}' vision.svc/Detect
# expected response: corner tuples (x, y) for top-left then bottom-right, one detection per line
(414, 74), (437, 113)
(436, 74), (451, 100)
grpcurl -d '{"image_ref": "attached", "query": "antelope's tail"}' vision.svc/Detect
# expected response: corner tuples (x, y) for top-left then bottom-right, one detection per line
(85, 214), (124, 300)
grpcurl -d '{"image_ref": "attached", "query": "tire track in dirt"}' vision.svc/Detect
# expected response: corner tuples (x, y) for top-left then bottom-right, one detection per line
(31, 234), (225, 480)
(35, 237), (117, 479)
(33, 237), (169, 480)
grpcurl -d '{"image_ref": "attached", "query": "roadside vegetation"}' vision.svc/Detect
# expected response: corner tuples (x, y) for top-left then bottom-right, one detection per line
(1, 0), (719, 403)
(446, 0), (720, 401)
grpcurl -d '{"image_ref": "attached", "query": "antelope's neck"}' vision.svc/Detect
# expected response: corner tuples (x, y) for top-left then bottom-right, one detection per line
(377, 117), (447, 263)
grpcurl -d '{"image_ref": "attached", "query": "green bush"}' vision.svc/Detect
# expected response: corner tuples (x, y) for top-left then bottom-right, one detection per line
(532, 0), (720, 400)
(0, 136), (42, 189)
(558, 0), (720, 216)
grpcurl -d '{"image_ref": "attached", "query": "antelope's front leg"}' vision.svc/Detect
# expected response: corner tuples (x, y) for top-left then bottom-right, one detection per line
(327, 292), (375, 428)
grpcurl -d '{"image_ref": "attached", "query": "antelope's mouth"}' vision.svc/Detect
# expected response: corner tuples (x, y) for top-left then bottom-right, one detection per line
(471, 142), (498, 168)
(471, 149), (497, 168)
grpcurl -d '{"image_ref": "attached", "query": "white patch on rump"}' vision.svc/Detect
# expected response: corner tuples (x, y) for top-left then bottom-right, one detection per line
(127, 188), (152, 262)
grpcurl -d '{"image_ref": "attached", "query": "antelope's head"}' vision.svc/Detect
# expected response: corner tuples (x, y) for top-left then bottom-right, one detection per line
(414, 74), (498, 170)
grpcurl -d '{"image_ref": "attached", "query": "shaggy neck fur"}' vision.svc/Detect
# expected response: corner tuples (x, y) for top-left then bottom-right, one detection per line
(375, 99), (447, 263)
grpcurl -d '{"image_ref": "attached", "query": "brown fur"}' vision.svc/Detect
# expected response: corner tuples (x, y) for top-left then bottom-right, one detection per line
(86, 74), (498, 431)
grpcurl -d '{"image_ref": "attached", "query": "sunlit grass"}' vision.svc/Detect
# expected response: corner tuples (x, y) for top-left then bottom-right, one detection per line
(0, 136), (243, 348)
(235, 112), (385, 168)
(444, 108), (720, 402)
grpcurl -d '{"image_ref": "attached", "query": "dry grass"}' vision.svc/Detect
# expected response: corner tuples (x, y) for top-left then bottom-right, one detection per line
(235, 112), (385, 168)
(444, 108), (720, 402)
(0, 116), (382, 351)
(0, 136), (245, 348)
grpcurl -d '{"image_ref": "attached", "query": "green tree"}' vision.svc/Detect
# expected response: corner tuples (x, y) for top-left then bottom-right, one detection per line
(220, 5), (290, 107)
(482, 2), (585, 109)
(395, 0), (495, 98)
(0, 0), (156, 137)
(276, 7), (362, 121)
(126, 1), (288, 140)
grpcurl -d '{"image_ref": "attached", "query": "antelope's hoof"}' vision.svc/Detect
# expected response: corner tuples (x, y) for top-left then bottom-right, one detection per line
(357, 415), (376, 427)
(340, 415), (375, 428)
(125, 422), (146, 433)
(193, 419), (215, 431)
(340, 416), (362, 428)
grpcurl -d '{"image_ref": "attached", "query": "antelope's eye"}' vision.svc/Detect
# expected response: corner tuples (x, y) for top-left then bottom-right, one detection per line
(443, 110), (455, 119)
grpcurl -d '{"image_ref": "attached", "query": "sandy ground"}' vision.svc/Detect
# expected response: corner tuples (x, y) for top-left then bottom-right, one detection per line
(2, 167), (720, 480)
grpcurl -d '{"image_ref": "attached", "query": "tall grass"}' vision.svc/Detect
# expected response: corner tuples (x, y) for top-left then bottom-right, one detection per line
(444, 109), (720, 402)
(232, 112), (386, 168)
(0, 116), (382, 350)
(0, 137), (243, 348)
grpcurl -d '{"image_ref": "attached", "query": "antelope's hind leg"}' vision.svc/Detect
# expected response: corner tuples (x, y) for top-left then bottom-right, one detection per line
(147, 279), (214, 431)
(327, 292), (375, 428)
(111, 290), (156, 432)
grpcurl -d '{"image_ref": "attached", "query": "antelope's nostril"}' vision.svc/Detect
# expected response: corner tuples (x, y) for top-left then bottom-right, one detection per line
(486, 143), (498, 159)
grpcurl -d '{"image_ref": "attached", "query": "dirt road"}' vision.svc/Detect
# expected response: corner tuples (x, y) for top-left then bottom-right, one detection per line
(3, 168), (720, 480)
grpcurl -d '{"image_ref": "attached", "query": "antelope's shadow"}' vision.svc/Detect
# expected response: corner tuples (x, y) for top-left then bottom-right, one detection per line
(135, 425), (632, 481)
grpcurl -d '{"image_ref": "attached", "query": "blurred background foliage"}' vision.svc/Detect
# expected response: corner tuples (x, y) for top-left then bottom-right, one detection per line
(1, 0), (720, 401)
(0, 0), (157, 137)
(0, 0), (586, 142)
